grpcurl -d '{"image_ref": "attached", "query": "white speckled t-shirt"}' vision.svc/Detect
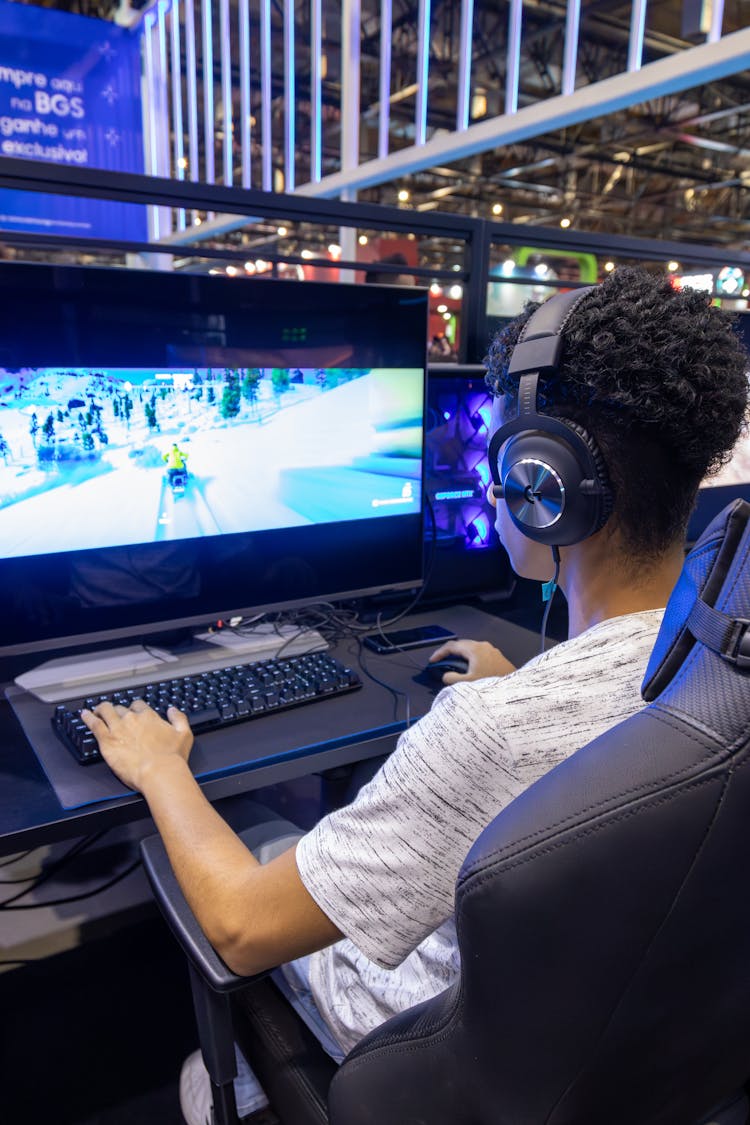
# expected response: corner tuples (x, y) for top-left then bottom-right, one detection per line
(295, 609), (664, 1054)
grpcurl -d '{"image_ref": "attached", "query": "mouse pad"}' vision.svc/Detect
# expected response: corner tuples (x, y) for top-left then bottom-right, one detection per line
(4, 679), (409, 811)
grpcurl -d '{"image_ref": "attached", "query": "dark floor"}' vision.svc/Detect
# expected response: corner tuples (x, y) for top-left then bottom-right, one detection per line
(2, 910), (198, 1125)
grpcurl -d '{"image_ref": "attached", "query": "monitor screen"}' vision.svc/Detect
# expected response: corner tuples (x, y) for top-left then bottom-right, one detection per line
(0, 263), (427, 656)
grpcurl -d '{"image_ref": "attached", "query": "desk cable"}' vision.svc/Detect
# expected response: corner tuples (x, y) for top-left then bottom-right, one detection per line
(0, 828), (140, 910)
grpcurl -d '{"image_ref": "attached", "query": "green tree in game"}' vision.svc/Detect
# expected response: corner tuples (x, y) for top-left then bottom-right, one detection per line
(82, 430), (95, 453)
(271, 368), (290, 402)
(242, 368), (262, 409)
(30, 412), (39, 444)
(42, 413), (55, 442)
(207, 385), (215, 405)
(220, 369), (241, 418)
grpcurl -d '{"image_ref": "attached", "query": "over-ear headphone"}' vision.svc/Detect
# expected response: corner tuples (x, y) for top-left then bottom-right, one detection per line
(487, 286), (614, 547)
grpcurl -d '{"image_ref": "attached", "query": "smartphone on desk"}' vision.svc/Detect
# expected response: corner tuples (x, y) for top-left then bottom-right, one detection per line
(363, 624), (457, 655)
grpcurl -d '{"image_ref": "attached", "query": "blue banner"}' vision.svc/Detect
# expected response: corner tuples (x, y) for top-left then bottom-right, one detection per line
(0, 0), (146, 240)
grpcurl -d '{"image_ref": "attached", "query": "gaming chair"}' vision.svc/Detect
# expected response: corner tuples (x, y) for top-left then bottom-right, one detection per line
(141, 497), (750, 1125)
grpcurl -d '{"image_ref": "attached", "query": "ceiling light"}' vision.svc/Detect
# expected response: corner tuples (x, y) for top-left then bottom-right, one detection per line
(437, 304), (448, 313)
(443, 312), (451, 321)
(178, 157), (188, 170)
(193, 216), (202, 226)
(358, 234), (368, 246)
(667, 261), (680, 272)
(328, 243), (342, 257)
(301, 249), (314, 260)
(492, 203), (503, 216)
(244, 262), (256, 274)
(398, 189), (410, 202)
(452, 263), (461, 271)
(560, 217), (571, 229)
(277, 226), (287, 237)
(225, 265), (239, 277)
(471, 92), (487, 118)
(449, 284), (462, 299)
(604, 260), (615, 272)
(501, 259), (515, 276)
(429, 283), (442, 296)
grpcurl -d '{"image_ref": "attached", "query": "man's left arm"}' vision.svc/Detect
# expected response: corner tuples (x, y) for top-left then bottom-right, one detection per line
(81, 701), (342, 976)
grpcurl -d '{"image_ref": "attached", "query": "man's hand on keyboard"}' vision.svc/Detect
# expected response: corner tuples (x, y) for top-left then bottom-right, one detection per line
(80, 699), (193, 792)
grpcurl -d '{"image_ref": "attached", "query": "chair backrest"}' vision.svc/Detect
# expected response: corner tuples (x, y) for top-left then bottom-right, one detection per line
(329, 499), (750, 1125)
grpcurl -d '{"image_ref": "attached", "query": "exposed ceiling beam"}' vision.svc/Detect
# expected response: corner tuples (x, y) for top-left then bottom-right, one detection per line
(295, 29), (750, 198)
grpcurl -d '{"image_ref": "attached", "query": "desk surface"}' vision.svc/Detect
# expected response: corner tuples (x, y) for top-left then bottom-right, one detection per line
(0, 605), (543, 855)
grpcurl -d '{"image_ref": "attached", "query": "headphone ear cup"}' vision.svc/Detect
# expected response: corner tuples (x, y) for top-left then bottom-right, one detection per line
(498, 422), (613, 546)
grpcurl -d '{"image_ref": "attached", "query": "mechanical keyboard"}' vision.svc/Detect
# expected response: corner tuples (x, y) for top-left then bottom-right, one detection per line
(51, 651), (362, 765)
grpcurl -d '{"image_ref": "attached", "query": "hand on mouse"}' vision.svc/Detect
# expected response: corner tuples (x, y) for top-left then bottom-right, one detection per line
(429, 639), (517, 684)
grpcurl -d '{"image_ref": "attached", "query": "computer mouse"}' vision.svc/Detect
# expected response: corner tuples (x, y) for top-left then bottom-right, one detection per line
(413, 655), (470, 688)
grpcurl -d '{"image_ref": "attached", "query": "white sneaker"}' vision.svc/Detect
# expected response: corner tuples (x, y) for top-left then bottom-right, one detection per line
(179, 1050), (213, 1125)
(179, 1047), (272, 1124)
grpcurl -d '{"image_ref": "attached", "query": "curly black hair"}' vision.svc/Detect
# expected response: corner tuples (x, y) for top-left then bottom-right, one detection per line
(484, 267), (750, 558)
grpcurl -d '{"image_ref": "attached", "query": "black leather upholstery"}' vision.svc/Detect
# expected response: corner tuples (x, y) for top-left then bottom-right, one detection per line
(142, 499), (750, 1125)
(328, 499), (750, 1125)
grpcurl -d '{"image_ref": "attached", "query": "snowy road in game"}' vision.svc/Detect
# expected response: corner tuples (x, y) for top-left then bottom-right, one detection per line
(0, 364), (423, 559)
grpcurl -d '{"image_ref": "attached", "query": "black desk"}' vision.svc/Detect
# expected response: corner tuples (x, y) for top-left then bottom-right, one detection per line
(0, 605), (542, 856)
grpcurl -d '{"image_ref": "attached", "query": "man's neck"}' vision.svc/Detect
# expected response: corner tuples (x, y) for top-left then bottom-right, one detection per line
(559, 538), (684, 640)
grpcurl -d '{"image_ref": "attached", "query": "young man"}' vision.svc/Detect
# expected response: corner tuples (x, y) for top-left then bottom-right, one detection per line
(81, 268), (749, 1123)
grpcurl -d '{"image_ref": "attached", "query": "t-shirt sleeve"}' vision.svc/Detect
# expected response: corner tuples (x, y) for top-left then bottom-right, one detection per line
(295, 680), (516, 969)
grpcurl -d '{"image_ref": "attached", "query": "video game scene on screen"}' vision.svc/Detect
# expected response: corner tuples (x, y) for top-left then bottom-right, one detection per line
(0, 363), (422, 559)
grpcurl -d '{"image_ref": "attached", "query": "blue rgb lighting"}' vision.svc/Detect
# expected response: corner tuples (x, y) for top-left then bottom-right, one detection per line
(466, 513), (490, 546)
(427, 376), (495, 552)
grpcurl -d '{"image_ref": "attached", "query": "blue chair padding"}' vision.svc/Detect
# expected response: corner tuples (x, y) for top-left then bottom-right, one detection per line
(642, 498), (750, 700)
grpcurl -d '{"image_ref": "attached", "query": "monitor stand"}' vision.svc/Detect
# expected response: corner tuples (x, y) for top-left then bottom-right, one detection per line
(14, 625), (326, 703)
(15, 645), (179, 703)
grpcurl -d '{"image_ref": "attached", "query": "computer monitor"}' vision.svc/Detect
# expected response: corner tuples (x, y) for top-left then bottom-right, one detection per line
(0, 263), (427, 657)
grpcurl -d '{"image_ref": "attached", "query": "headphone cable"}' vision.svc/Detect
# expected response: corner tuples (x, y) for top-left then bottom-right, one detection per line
(540, 545), (561, 654)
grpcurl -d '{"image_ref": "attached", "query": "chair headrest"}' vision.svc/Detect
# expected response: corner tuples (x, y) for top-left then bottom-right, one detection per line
(642, 498), (750, 700)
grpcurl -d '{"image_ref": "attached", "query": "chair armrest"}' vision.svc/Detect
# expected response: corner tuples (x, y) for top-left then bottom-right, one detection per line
(140, 832), (263, 993)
